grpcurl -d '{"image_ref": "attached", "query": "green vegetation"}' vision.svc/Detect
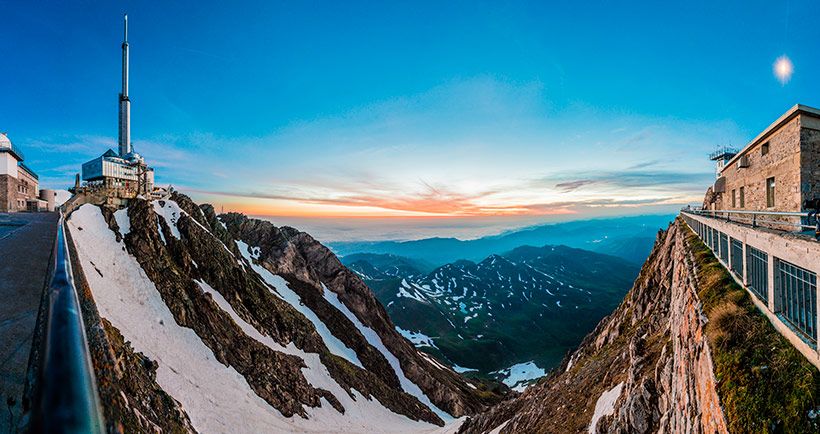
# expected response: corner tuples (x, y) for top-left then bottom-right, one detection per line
(684, 224), (820, 433)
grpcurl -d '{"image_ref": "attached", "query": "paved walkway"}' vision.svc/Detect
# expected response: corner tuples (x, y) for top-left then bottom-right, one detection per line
(0, 213), (58, 433)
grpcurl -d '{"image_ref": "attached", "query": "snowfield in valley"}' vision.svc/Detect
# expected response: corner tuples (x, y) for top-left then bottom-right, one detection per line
(491, 361), (546, 392)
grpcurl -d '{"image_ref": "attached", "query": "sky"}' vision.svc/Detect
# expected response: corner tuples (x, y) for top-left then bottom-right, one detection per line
(2, 1), (819, 241)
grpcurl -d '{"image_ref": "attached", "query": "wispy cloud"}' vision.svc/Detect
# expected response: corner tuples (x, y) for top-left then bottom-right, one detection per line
(555, 179), (597, 192)
(21, 77), (743, 217)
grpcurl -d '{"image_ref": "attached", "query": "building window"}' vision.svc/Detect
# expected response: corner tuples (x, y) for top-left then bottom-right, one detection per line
(761, 142), (770, 156)
(766, 177), (775, 207)
(739, 186), (745, 208)
(732, 189), (737, 207)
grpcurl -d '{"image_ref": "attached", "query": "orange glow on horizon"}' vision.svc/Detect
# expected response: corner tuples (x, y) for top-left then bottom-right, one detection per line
(226, 201), (580, 218)
(192, 192), (581, 218)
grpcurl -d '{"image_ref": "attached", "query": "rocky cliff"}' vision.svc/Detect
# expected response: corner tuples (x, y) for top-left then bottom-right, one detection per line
(66, 197), (819, 433)
(66, 193), (500, 433)
(459, 218), (820, 434)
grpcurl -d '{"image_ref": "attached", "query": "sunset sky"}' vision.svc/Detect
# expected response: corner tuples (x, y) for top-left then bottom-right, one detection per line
(2, 1), (819, 239)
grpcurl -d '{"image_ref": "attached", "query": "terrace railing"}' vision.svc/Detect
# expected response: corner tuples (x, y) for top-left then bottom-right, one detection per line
(682, 207), (816, 233)
(680, 211), (820, 368)
(24, 213), (104, 433)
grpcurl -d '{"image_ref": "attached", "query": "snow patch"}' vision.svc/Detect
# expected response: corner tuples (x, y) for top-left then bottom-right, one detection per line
(492, 361), (545, 392)
(54, 189), (72, 207)
(588, 382), (624, 434)
(113, 208), (130, 236)
(488, 420), (510, 434)
(323, 286), (452, 421)
(396, 326), (438, 349)
(235, 240), (363, 369)
(152, 200), (183, 239)
(451, 365), (477, 374)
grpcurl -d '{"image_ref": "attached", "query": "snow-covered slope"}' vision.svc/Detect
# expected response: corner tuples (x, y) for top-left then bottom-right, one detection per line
(54, 189), (72, 207)
(67, 194), (497, 433)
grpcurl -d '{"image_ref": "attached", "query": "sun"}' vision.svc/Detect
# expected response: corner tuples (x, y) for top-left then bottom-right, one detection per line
(773, 55), (794, 85)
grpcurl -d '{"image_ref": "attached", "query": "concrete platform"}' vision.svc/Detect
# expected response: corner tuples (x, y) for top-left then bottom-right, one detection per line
(0, 212), (58, 432)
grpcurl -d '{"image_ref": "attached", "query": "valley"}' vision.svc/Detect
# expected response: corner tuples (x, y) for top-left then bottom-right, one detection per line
(343, 244), (640, 386)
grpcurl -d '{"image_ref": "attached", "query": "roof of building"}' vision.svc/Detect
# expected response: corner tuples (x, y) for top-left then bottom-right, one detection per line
(722, 104), (820, 172)
(18, 162), (39, 180)
(0, 132), (25, 161)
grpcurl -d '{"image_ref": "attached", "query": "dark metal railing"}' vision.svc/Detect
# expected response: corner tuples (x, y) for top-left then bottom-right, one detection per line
(28, 213), (104, 433)
(0, 140), (26, 161)
(682, 207), (815, 232)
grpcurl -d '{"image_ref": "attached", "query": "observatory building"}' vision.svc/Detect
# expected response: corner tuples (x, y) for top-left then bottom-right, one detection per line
(80, 15), (154, 197)
(0, 132), (43, 212)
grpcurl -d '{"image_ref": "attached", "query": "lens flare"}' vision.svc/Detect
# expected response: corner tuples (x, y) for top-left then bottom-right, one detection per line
(773, 55), (793, 84)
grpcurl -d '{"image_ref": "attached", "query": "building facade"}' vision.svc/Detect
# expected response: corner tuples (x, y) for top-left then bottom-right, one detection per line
(704, 105), (820, 220)
(0, 132), (43, 212)
(691, 104), (820, 366)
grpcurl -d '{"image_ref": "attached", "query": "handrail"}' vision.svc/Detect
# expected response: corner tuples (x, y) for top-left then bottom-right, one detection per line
(29, 213), (104, 433)
(681, 208), (816, 232)
(0, 140), (26, 161)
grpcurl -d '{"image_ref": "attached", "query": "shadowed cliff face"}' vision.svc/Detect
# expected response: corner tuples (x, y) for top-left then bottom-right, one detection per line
(459, 219), (730, 434)
(68, 192), (500, 433)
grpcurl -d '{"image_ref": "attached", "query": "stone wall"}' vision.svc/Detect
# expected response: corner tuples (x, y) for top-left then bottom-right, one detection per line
(16, 168), (38, 211)
(721, 116), (802, 214)
(704, 112), (820, 230)
(0, 174), (14, 212)
(799, 121), (820, 204)
(0, 168), (40, 212)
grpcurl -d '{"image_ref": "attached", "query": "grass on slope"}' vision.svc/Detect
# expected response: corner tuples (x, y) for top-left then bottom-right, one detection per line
(684, 223), (820, 433)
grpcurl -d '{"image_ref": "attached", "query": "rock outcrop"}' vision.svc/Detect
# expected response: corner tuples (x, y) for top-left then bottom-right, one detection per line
(67, 193), (499, 433)
(458, 219), (729, 434)
(218, 210), (494, 417)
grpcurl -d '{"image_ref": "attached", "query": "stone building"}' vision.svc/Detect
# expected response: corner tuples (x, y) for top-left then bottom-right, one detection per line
(0, 132), (43, 212)
(703, 104), (820, 226)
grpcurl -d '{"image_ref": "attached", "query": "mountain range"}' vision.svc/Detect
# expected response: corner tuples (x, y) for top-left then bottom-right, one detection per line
(343, 246), (640, 381)
(329, 214), (675, 267)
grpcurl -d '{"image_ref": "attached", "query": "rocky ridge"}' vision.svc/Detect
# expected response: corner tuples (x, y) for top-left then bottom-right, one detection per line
(66, 193), (500, 433)
(458, 219), (729, 434)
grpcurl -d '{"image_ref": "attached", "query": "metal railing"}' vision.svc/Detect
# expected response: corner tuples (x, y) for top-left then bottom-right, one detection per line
(682, 207), (816, 232)
(682, 212), (820, 353)
(28, 213), (104, 433)
(0, 140), (26, 161)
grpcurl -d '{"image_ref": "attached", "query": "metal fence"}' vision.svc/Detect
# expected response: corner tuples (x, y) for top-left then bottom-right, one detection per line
(27, 214), (104, 432)
(682, 207), (816, 232)
(719, 232), (729, 263)
(746, 245), (769, 304)
(776, 259), (818, 344)
(681, 211), (819, 351)
(730, 238), (743, 277)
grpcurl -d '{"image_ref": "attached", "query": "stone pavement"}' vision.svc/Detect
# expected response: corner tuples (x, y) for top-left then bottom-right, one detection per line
(0, 213), (58, 433)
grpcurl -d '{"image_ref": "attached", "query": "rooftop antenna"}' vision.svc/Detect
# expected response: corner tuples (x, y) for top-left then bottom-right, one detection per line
(118, 14), (132, 157)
